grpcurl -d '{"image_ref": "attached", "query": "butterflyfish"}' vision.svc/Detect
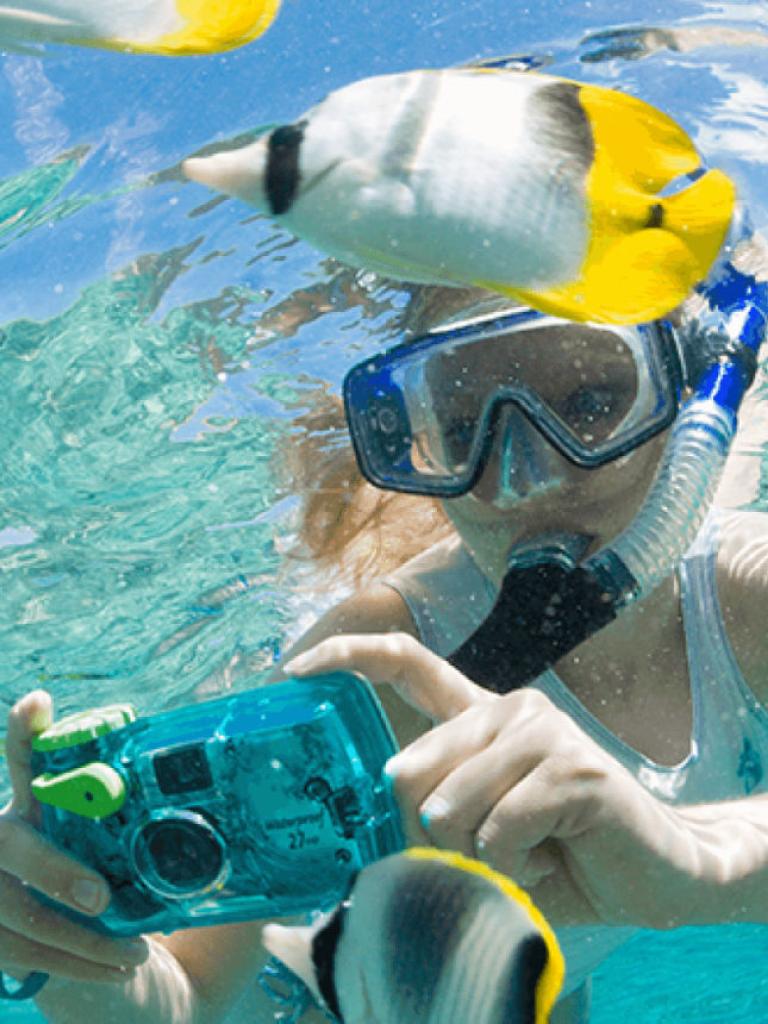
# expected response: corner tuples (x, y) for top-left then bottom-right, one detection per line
(262, 847), (564, 1024)
(0, 0), (281, 56)
(183, 67), (736, 324)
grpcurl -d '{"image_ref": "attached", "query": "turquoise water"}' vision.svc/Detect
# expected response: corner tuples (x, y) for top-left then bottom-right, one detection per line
(2, 1), (768, 1020)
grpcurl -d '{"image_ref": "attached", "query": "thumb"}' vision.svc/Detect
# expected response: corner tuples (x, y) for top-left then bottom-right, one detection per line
(284, 633), (491, 723)
(4, 690), (53, 819)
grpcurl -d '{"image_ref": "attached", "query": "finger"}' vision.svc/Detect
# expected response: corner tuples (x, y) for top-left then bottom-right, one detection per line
(0, 873), (148, 972)
(413, 690), (562, 850)
(0, 926), (140, 986)
(415, 734), (543, 857)
(385, 703), (501, 839)
(474, 765), (567, 882)
(284, 633), (490, 723)
(5, 691), (53, 817)
(0, 815), (111, 917)
(527, 851), (599, 926)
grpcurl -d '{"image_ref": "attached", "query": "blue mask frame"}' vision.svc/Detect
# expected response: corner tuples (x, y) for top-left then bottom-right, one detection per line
(343, 309), (685, 498)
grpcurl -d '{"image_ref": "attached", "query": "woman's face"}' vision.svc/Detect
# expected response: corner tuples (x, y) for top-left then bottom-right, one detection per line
(442, 429), (667, 584)
(421, 324), (669, 583)
(394, 288), (674, 581)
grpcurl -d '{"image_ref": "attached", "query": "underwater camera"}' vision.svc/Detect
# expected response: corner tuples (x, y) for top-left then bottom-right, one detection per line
(30, 673), (403, 936)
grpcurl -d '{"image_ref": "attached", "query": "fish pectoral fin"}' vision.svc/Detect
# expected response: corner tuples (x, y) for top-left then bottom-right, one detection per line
(358, 176), (416, 215)
(580, 83), (701, 190)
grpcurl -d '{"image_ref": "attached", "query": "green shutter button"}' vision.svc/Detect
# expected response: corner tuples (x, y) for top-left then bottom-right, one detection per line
(31, 762), (127, 820)
(31, 704), (136, 754)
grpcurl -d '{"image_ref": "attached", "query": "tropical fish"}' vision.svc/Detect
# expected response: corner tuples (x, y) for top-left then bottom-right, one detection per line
(183, 66), (736, 324)
(0, 0), (281, 56)
(262, 847), (564, 1024)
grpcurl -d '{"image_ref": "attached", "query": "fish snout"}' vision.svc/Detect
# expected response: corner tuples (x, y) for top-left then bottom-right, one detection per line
(182, 138), (270, 210)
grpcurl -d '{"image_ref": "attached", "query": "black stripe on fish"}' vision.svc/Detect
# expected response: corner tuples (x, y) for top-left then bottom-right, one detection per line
(383, 859), (479, 1018)
(528, 81), (595, 180)
(311, 901), (349, 1021)
(265, 121), (306, 215)
(497, 933), (549, 1024)
(647, 202), (664, 228)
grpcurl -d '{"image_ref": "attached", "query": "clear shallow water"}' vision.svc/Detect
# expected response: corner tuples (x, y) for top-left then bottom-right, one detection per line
(1, 0), (768, 1020)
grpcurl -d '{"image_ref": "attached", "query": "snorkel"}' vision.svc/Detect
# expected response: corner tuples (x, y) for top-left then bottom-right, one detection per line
(450, 205), (768, 690)
(592, 208), (767, 602)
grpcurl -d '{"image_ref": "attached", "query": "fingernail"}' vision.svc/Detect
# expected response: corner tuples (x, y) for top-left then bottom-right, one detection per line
(419, 796), (451, 829)
(383, 757), (399, 778)
(72, 878), (108, 913)
(28, 700), (52, 733)
(118, 939), (149, 964)
(282, 653), (310, 675)
(108, 965), (138, 983)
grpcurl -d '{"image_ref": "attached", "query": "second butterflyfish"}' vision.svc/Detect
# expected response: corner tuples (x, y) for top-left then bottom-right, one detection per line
(262, 847), (564, 1024)
(0, 0), (281, 56)
(184, 65), (736, 324)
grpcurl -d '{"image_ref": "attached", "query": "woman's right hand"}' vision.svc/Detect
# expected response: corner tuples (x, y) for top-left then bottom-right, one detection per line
(0, 690), (149, 985)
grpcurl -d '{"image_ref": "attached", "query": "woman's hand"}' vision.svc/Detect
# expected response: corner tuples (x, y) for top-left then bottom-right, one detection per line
(0, 691), (149, 986)
(284, 635), (735, 930)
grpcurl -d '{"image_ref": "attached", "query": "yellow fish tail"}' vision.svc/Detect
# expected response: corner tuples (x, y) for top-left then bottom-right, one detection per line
(133, 0), (280, 55)
(660, 168), (737, 274)
(561, 169), (736, 324)
(477, 82), (736, 324)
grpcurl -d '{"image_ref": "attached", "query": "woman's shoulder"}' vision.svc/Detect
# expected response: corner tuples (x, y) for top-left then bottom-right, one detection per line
(714, 507), (768, 700)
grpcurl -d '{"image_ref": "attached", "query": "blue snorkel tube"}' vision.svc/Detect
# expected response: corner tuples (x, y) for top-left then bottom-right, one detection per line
(588, 206), (768, 608)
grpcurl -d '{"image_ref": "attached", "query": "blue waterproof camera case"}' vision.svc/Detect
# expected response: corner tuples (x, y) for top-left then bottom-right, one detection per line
(30, 672), (403, 937)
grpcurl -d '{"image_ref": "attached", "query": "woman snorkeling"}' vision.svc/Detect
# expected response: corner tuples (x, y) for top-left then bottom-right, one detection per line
(2, 224), (768, 1024)
(3, 59), (768, 1024)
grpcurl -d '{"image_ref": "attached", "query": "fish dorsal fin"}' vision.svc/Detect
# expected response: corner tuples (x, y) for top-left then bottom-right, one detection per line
(461, 53), (552, 73)
(579, 82), (701, 191)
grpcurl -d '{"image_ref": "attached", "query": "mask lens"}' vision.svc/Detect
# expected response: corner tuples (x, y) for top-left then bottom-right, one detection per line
(418, 322), (643, 467)
(344, 314), (675, 496)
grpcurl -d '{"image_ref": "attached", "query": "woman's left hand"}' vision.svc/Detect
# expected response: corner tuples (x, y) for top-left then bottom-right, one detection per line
(284, 634), (723, 930)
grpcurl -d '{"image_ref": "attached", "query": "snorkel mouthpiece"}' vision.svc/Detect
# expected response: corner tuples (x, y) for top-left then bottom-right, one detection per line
(450, 206), (767, 690)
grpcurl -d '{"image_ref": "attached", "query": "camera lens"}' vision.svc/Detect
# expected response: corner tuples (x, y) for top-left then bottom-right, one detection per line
(132, 812), (228, 898)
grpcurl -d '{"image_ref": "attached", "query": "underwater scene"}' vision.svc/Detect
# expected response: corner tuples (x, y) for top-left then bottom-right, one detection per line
(2, 0), (768, 1020)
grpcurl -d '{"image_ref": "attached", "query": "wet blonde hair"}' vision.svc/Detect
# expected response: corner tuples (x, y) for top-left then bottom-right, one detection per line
(277, 285), (501, 586)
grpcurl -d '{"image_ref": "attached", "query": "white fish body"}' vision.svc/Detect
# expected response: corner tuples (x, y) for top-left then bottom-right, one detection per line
(184, 67), (736, 324)
(188, 71), (586, 287)
(262, 848), (564, 1024)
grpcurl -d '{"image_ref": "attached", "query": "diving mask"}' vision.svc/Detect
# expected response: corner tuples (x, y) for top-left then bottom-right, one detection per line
(343, 308), (684, 498)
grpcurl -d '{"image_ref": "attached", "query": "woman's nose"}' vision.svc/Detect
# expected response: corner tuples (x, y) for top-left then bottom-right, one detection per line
(472, 407), (564, 505)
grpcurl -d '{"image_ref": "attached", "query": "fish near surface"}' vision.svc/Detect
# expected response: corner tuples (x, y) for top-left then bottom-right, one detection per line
(0, 0), (281, 55)
(262, 847), (564, 1024)
(183, 67), (736, 324)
